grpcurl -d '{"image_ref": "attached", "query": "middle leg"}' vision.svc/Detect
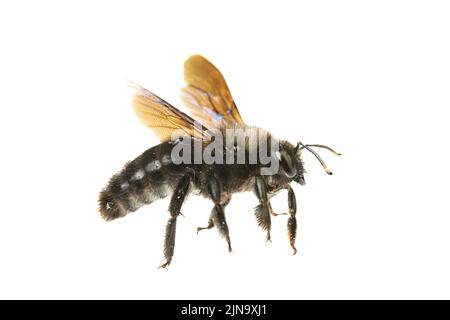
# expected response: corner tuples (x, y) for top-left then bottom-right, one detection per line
(197, 197), (230, 234)
(204, 176), (233, 252)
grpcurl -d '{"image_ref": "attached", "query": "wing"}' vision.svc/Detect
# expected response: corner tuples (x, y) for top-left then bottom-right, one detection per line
(181, 55), (244, 129)
(130, 81), (210, 142)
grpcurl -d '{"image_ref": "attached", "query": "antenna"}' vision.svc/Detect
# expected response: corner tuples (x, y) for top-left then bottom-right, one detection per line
(303, 144), (342, 156)
(297, 142), (341, 175)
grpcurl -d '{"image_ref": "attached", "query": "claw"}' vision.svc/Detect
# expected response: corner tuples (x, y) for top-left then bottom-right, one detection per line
(158, 261), (171, 269)
(291, 246), (297, 255)
(196, 220), (214, 234)
(266, 231), (272, 243)
(197, 226), (210, 234)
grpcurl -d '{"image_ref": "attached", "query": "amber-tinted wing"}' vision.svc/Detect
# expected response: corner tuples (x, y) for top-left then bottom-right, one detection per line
(181, 55), (244, 129)
(130, 82), (210, 142)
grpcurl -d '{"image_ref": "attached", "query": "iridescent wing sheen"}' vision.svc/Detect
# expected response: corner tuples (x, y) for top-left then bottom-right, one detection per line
(130, 81), (210, 142)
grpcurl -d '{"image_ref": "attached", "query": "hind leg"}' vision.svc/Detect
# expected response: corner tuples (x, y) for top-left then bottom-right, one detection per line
(159, 175), (191, 269)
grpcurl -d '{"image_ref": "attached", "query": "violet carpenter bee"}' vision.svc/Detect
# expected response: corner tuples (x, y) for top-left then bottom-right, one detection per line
(98, 55), (340, 268)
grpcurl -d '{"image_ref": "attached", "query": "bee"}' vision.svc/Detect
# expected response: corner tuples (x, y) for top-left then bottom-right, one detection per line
(98, 55), (340, 268)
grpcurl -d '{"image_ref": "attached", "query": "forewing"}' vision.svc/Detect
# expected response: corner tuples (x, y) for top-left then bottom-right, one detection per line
(181, 55), (244, 128)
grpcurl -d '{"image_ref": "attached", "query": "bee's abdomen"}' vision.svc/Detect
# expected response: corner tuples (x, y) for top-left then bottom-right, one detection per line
(98, 143), (175, 221)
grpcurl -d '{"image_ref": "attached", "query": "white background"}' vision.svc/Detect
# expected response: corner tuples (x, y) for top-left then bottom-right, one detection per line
(1, 0), (449, 299)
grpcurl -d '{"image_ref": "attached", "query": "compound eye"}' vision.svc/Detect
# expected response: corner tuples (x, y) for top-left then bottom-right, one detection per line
(279, 151), (297, 178)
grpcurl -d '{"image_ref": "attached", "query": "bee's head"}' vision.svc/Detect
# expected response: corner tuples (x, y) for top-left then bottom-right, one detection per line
(277, 141), (306, 185)
(278, 141), (341, 185)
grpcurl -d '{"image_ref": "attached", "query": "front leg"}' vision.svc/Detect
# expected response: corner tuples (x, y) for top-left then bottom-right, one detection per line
(286, 185), (298, 255)
(159, 175), (191, 269)
(254, 181), (298, 254)
(254, 176), (273, 242)
(266, 183), (299, 254)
